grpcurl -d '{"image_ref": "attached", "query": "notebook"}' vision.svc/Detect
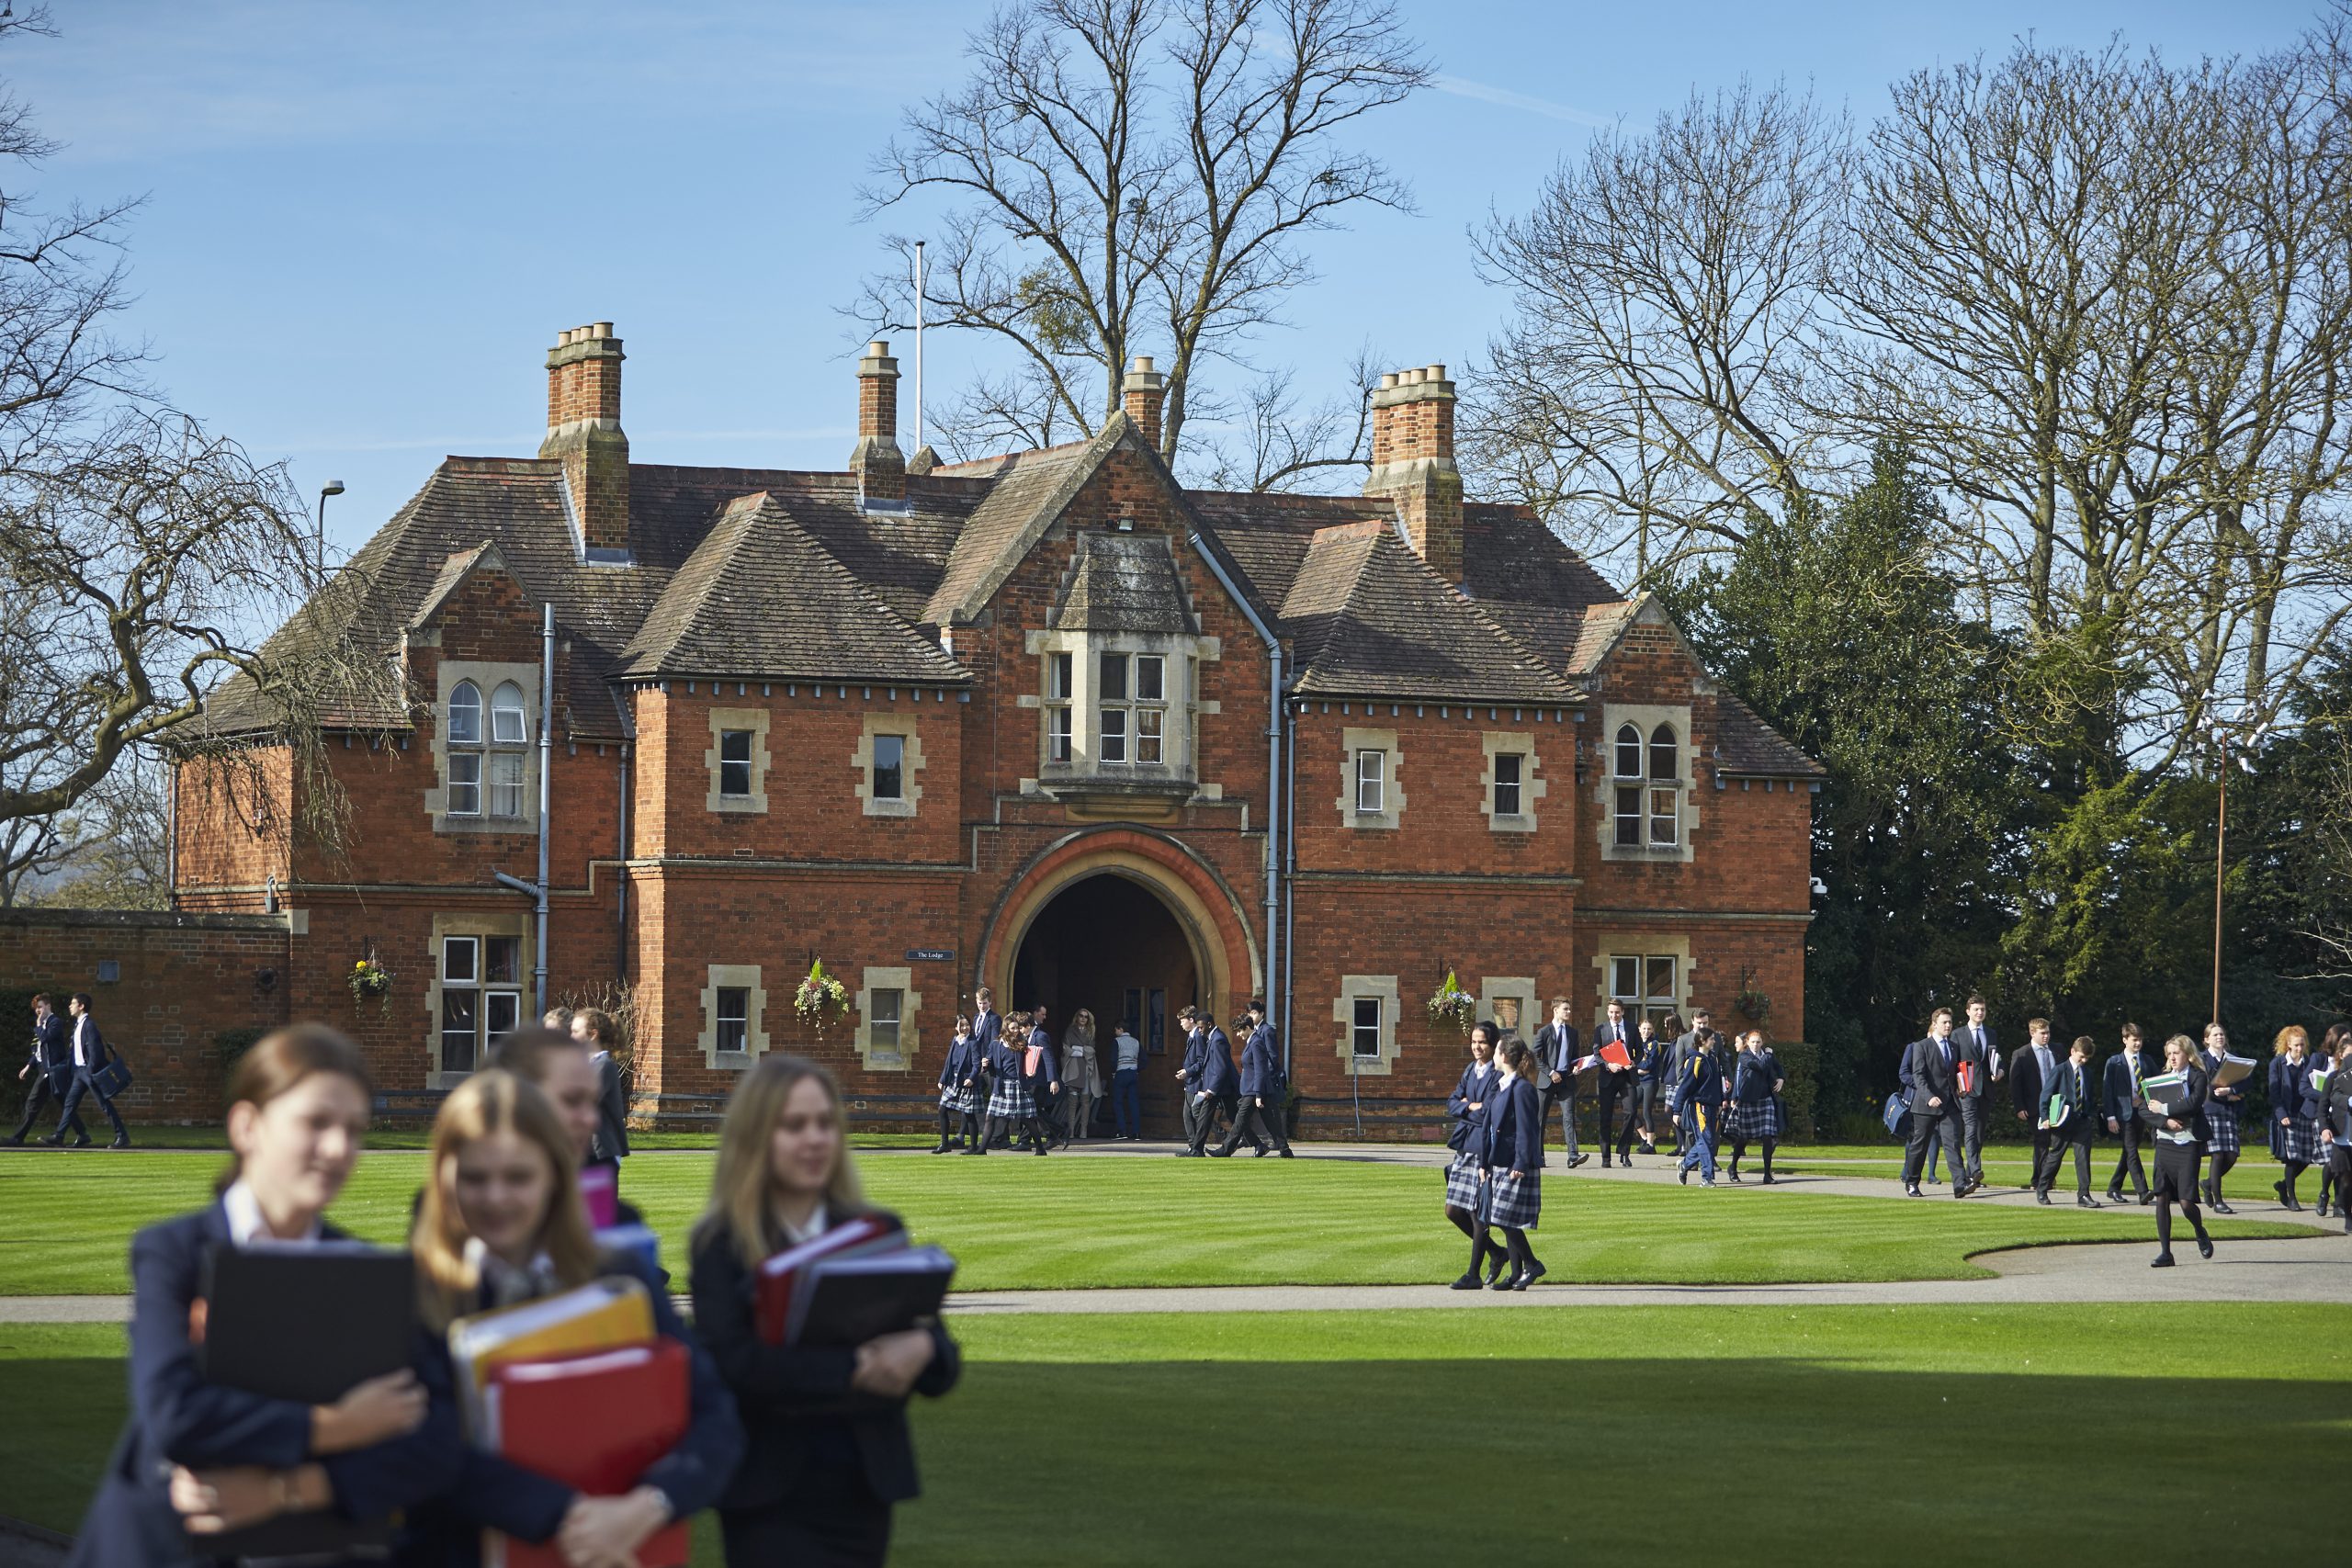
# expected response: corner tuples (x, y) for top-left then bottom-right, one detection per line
(790, 1246), (957, 1348)
(753, 1213), (906, 1346)
(483, 1341), (690, 1568)
(447, 1275), (656, 1430)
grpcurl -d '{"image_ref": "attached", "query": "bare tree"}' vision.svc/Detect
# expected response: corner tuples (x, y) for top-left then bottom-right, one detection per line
(1190, 344), (1379, 491)
(859, 0), (1429, 468)
(1466, 81), (1850, 586)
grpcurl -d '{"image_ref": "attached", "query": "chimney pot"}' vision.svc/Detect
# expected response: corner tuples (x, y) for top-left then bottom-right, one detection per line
(1379, 373), (1398, 389)
(1122, 353), (1168, 450)
(1427, 364), (1446, 380)
(541, 321), (629, 554)
(1363, 352), (1461, 581)
(1133, 355), (1154, 374)
(851, 341), (906, 503)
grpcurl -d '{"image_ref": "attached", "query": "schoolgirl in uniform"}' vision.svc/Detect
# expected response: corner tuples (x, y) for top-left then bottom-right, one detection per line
(692, 1055), (962, 1567)
(69, 1024), (454, 1566)
(2311, 1025), (2345, 1217)
(2141, 1034), (2216, 1269)
(978, 1014), (1035, 1156)
(1477, 1037), (1548, 1290)
(398, 1071), (741, 1568)
(1444, 1023), (1503, 1289)
(933, 1014), (981, 1154)
(1724, 1030), (1785, 1184)
(2268, 1025), (2318, 1210)
(2198, 1022), (2243, 1213)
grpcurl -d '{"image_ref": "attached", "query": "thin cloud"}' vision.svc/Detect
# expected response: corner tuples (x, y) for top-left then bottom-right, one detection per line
(1433, 74), (1611, 128)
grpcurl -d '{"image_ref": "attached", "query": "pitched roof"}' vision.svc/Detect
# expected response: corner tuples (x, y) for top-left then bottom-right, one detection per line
(922, 424), (1125, 625)
(1049, 531), (1198, 635)
(619, 493), (970, 685)
(1278, 522), (1578, 705)
(1716, 691), (1826, 776)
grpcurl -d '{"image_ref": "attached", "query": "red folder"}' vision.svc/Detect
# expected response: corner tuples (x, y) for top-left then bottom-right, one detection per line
(754, 1214), (906, 1346)
(1957, 1059), (1976, 1095)
(485, 1341), (690, 1568)
(1598, 1041), (1634, 1069)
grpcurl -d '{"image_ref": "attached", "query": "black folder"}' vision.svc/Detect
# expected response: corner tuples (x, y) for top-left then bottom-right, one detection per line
(198, 1242), (417, 1558)
(793, 1246), (956, 1348)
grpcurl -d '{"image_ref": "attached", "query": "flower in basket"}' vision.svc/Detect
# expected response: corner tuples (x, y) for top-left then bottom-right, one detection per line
(348, 957), (393, 1018)
(794, 959), (851, 1036)
(1425, 969), (1478, 1036)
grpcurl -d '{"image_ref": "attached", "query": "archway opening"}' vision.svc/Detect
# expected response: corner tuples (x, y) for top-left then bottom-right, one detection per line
(1010, 871), (1202, 1136)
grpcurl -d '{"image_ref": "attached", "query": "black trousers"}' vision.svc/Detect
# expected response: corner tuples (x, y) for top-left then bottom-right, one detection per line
(1904, 1106), (1962, 1192)
(1188, 1092), (1237, 1153)
(1595, 1079), (1628, 1157)
(2036, 1130), (2094, 1197)
(2107, 1117), (2150, 1198)
(1218, 1095), (1273, 1153)
(55, 1067), (125, 1143)
(719, 1489), (892, 1568)
(1958, 1097), (1985, 1182)
(11, 1071), (62, 1141)
(1181, 1087), (1211, 1146)
(1618, 1081), (1658, 1150)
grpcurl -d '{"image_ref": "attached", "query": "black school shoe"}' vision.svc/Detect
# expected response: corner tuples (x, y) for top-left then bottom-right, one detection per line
(2151, 1253), (2176, 1268)
(2077, 1196), (2101, 1209)
(1511, 1260), (1547, 1292)
(2196, 1235), (2215, 1259)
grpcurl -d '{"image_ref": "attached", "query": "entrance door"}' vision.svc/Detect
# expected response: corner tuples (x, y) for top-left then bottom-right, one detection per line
(1010, 872), (1202, 1136)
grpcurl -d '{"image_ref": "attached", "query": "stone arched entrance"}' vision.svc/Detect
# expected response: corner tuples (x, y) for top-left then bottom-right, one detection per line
(979, 829), (1261, 1136)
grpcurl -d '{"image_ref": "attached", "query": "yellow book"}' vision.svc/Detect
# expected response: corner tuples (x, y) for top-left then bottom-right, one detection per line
(446, 1276), (654, 1431)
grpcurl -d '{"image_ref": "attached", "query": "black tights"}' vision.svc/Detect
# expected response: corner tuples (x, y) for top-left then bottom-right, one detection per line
(1501, 1226), (1541, 1276)
(2155, 1195), (2211, 1256)
(1727, 1138), (1777, 1175)
(2283, 1158), (2306, 1198)
(2203, 1149), (2237, 1203)
(1447, 1205), (1500, 1272)
(936, 1108), (958, 1146)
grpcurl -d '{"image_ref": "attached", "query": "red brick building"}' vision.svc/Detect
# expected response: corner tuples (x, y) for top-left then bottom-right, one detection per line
(174, 325), (1819, 1133)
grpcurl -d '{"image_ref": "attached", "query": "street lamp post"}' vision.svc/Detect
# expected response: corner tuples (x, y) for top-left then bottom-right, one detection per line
(316, 479), (345, 580)
(2209, 720), (2264, 1028)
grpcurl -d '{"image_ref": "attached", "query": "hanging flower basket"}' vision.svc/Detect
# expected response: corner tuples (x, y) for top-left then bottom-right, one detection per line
(1426, 969), (1478, 1036)
(795, 959), (850, 1037)
(348, 957), (393, 1019)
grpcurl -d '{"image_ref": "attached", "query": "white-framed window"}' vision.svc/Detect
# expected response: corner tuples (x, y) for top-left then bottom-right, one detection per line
(715, 987), (750, 1055)
(1046, 652), (1075, 762)
(1351, 996), (1382, 1057)
(1355, 748), (1386, 815)
(1494, 752), (1523, 818)
(447, 682), (483, 816)
(718, 728), (754, 798)
(869, 987), (903, 1052)
(1333, 975), (1401, 1074)
(1609, 953), (1680, 1032)
(438, 932), (521, 1076)
(1613, 723), (1644, 847)
(490, 681), (528, 744)
(1096, 651), (1167, 767)
(1647, 723), (1679, 844)
(872, 734), (906, 802)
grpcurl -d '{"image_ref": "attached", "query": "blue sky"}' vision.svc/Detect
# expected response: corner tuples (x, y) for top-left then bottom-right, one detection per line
(9, 0), (2319, 558)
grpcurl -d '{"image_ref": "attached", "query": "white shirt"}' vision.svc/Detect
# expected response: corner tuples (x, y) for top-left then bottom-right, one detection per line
(72, 1016), (91, 1067)
(221, 1179), (323, 1248)
(775, 1205), (829, 1248)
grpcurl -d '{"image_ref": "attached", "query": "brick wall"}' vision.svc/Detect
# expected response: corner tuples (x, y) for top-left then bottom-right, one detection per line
(0, 908), (290, 1122)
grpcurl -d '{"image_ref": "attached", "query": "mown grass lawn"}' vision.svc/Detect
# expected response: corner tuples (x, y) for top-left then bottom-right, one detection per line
(3, 1303), (2339, 1562)
(0, 1145), (2309, 1294)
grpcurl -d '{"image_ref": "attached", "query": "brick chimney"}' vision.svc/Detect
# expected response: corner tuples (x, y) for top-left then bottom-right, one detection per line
(539, 322), (630, 557)
(1364, 363), (1462, 582)
(1122, 355), (1166, 450)
(849, 340), (906, 504)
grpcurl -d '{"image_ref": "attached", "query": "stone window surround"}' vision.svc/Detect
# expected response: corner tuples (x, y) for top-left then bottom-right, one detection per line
(1592, 935), (1694, 1032)
(425, 909), (530, 1089)
(1597, 703), (1696, 863)
(426, 660), (541, 833)
(697, 963), (771, 1069)
(1477, 975), (1540, 1046)
(851, 714), (927, 818)
(1022, 628), (1221, 781)
(853, 964), (922, 1072)
(1333, 973), (1402, 1076)
(1480, 731), (1545, 832)
(706, 707), (773, 814)
(1338, 727), (1405, 829)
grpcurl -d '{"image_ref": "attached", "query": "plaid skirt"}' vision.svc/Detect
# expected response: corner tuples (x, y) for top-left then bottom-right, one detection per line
(939, 1082), (980, 1114)
(2274, 1115), (2321, 1165)
(1443, 1153), (1484, 1211)
(2203, 1110), (2240, 1156)
(987, 1076), (1035, 1120)
(1724, 1099), (1783, 1142)
(1481, 1168), (1542, 1230)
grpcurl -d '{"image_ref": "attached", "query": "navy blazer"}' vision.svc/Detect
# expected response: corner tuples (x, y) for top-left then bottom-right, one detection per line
(1955, 1022), (1996, 1097)
(2199, 1049), (2242, 1120)
(971, 1008), (1001, 1052)
(1179, 1027), (1206, 1087)
(1905, 1036), (1962, 1109)
(2320, 1068), (2352, 1142)
(1200, 1028), (1238, 1096)
(1237, 1027), (1278, 1099)
(2008, 1043), (2055, 1118)
(2138, 1063), (2211, 1145)
(1670, 1051), (1724, 1121)
(71, 1205), (459, 1568)
(689, 1209), (959, 1513)
(1731, 1050), (1780, 1105)
(1476, 1075), (1543, 1175)
(2045, 1056), (2095, 1137)
(397, 1250), (741, 1568)
(937, 1036), (978, 1091)
(1448, 1062), (1499, 1122)
(2100, 1048), (2153, 1125)
(2267, 1053), (2308, 1128)
(28, 1011), (70, 1078)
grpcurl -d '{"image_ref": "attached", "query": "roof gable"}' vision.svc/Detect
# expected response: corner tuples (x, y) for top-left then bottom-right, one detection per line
(1049, 530), (1200, 635)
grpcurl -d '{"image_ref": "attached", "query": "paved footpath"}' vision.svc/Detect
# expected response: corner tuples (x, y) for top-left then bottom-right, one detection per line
(5, 1141), (2342, 1322)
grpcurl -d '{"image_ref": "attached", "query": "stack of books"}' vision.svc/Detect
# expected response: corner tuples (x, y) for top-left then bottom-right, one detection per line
(753, 1218), (956, 1348)
(448, 1275), (687, 1567)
